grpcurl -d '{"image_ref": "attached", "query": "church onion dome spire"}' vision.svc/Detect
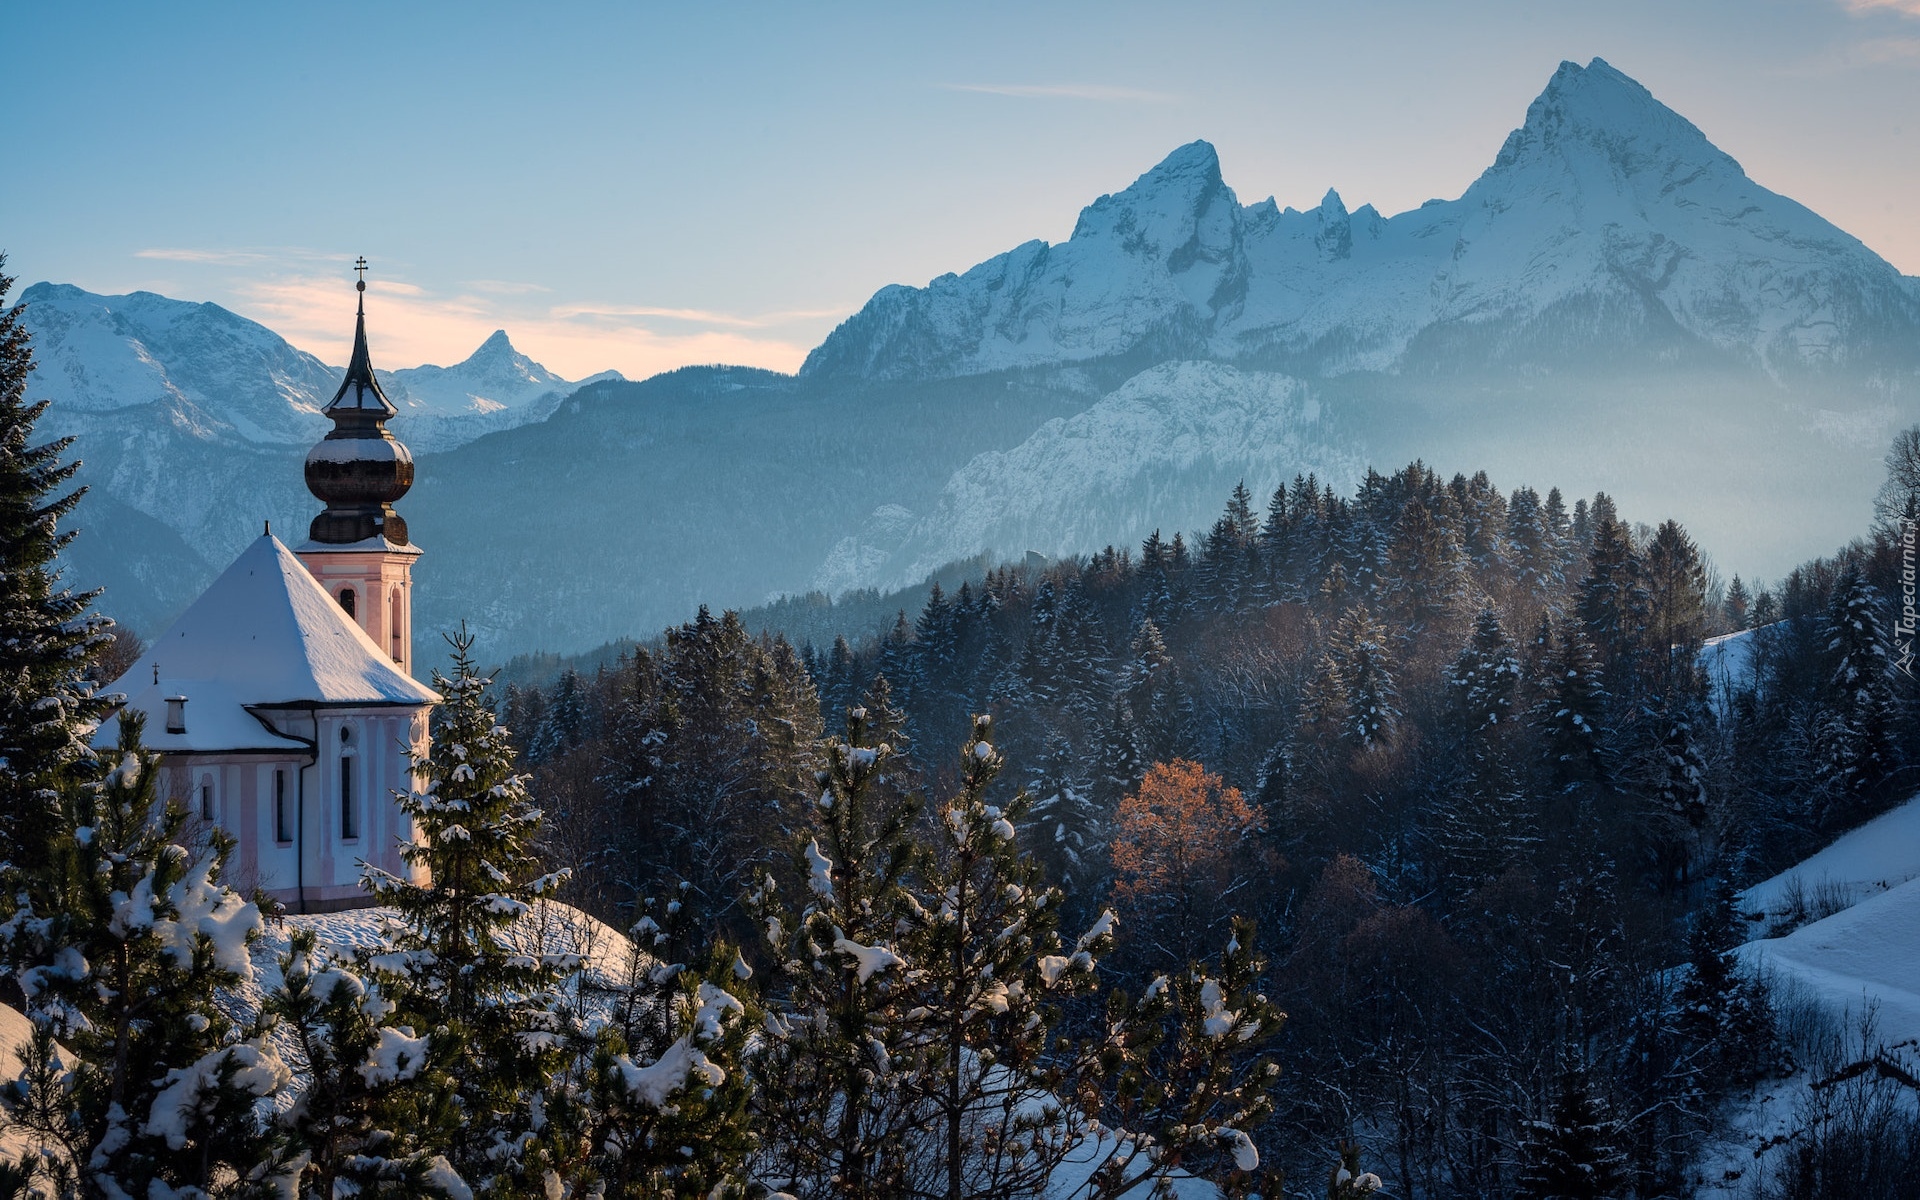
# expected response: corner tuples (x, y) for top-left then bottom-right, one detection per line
(328, 261), (398, 417)
(305, 259), (415, 545)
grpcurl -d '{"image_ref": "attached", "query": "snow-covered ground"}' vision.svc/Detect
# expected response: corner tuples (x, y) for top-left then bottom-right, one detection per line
(1740, 792), (1920, 929)
(1693, 792), (1920, 1195)
(230, 899), (639, 1043)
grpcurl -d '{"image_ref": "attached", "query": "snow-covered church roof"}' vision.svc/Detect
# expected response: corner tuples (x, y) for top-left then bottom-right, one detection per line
(99, 534), (438, 754)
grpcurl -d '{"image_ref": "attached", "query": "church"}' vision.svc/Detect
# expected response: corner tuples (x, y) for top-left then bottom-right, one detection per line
(98, 269), (437, 913)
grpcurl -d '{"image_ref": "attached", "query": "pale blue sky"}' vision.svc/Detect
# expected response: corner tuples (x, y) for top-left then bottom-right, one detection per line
(4, 0), (1917, 378)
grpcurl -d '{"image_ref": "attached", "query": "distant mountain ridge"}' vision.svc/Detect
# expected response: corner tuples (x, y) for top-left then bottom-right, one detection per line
(18, 282), (618, 448)
(803, 59), (1920, 384)
(16, 57), (1920, 658)
(13, 282), (619, 632)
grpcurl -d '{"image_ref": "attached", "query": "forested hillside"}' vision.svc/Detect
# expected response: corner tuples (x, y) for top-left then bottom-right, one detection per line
(506, 443), (1919, 1194)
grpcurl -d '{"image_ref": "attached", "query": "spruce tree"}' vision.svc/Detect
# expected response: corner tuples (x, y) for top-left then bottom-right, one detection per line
(0, 256), (110, 874)
(1027, 728), (1106, 898)
(1578, 496), (1648, 698)
(1506, 485), (1555, 602)
(0, 713), (290, 1197)
(1515, 1067), (1629, 1200)
(363, 630), (578, 1197)
(1438, 612), (1531, 891)
(1449, 608), (1520, 738)
(1332, 607), (1398, 752)
(1723, 575), (1751, 631)
(1642, 519), (1708, 697)
(1677, 880), (1776, 1088)
(911, 715), (1113, 1200)
(586, 887), (757, 1197)
(1816, 566), (1897, 801)
(1530, 619), (1609, 784)
(267, 930), (465, 1198)
(747, 701), (926, 1198)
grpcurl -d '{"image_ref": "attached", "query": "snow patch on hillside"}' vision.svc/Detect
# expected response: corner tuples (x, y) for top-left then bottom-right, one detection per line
(812, 361), (1363, 595)
(1693, 793), (1920, 1195)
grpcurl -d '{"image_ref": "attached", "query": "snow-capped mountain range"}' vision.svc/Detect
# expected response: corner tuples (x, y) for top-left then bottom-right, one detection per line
(19, 283), (618, 451)
(13, 282), (618, 632)
(15, 57), (1920, 657)
(805, 58), (1920, 384)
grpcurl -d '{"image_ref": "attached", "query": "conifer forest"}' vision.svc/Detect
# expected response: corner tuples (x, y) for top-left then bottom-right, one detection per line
(6, 58), (1920, 1191)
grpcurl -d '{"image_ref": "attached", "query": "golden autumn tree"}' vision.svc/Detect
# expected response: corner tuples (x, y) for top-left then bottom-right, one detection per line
(1109, 759), (1265, 965)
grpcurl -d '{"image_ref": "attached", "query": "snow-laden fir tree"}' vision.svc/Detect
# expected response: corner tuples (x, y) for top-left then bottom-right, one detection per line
(1026, 728), (1107, 900)
(1449, 608), (1521, 738)
(1515, 1066), (1629, 1200)
(362, 629), (578, 1198)
(909, 714), (1114, 1200)
(266, 929), (465, 1198)
(1676, 880), (1775, 1088)
(747, 696), (928, 1199)
(0, 256), (110, 874)
(1530, 617), (1609, 784)
(1320, 606), (1398, 753)
(1436, 609), (1531, 891)
(0, 712), (290, 1197)
(1645, 700), (1710, 884)
(1815, 565), (1897, 804)
(585, 884), (757, 1197)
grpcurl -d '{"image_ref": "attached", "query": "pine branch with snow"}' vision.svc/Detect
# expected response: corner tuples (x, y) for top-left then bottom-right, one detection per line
(0, 711), (292, 1197)
(360, 628), (581, 1198)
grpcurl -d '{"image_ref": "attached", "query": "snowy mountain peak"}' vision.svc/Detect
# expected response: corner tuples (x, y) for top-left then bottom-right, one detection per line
(474, 329), (517, 357)
(1068, 138), (1235, 252)
(383, 329), (571, 418)
(1482, 56), (1740, 185)
(801, 57), (1920, 384)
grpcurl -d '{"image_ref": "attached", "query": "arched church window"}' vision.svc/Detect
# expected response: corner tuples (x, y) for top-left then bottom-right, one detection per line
(338, 587), (356, 619)
(390, 588), (403, 662)
(200, 774), (215, 820)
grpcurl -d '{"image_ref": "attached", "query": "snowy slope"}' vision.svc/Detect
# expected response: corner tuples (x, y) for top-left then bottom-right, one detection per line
(1742, 875), (1920, 1050)
(17, 284), (610, 450)
(804, 59), (1920, 384)
(813, 361), (1363, 594)
(1693, 793), (1920, 1195)
(1741, 792), (1920, 929)
(228, 900), (640, 1050)
(19, 283), (336, 446)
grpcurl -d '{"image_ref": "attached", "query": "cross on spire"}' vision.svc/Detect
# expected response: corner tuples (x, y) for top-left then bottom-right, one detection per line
(354, 256), (369, 290)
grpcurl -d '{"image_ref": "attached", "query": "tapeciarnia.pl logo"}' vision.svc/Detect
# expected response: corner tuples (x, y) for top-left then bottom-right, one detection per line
(1898, 517), (1916, 680)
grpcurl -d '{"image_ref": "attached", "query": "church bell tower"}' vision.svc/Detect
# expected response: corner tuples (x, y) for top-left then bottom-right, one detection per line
(297, 260), (422, 675)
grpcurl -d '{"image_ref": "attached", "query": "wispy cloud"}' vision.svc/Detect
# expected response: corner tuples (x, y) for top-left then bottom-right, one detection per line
(550, 302), (851, 328)
(135, 246), (345, 266)
(234, 272), (826, 379)
(1839, 0), (1920, 16)
(462, 278), (553, 296)
(136, 248), (274, 265)
(940, 82), (1178, 103)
